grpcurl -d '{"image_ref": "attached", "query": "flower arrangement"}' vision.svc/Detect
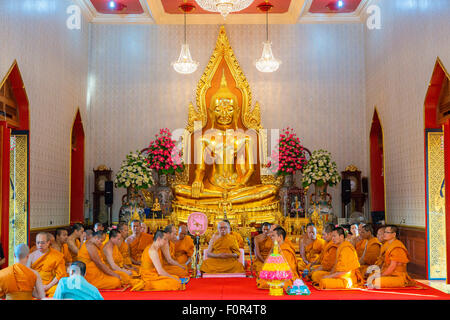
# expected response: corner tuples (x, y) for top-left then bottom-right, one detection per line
(268, 127), (307, 176)
(259, 242), (293, 296)
(114, 151), (154, 190)
(301, 149), (341, 188)
(146, 128), (184, 175)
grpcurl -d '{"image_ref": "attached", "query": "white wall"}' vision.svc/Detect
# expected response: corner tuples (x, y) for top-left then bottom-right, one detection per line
(87, 23), (367, 221)
(0, 0), (90, 228)
(364, 0), (450, 227)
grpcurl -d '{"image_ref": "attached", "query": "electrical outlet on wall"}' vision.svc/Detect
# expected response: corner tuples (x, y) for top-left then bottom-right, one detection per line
(49, 220), (53, 225)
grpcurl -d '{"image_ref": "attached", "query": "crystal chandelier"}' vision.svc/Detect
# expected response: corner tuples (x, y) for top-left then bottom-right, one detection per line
(255, 1), (281, 73)
(195, 0), (254, 18)
(172, 3), (199, 74)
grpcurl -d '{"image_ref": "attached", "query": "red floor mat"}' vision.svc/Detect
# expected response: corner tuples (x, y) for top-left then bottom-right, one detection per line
(100, 278), (450, 300)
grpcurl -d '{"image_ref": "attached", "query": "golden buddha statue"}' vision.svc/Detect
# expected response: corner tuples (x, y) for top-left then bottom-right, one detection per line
(171, 26), (281, 225)
(152, 198), (161, 212)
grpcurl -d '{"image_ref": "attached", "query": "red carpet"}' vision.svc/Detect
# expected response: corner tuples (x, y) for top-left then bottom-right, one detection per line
(100, 278), (450, 300)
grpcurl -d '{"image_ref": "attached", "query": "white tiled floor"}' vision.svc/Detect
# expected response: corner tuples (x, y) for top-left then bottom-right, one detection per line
(416, 280), (450, 294)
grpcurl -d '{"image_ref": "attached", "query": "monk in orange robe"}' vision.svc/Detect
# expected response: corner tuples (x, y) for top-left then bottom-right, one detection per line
(133, 230), (183, 291)
(54, 228), (72, 267)
(269, 224), (295, 253)
(298, 223), (326, 271)
(0, 244), (46, 300)
(126, 220), (154, 265)
(358, 224), (381, 275)
(117, 222), (135, 268)
(315, 227), (363, 289)
(254, 222), (273, 274)
(173, 225), (195, 268)
(77, 231), (123, 290)
(67, 223), (84, 262)
(151, 225), (189, 278)
(28, 233), (68, 297)
(310, 224), (338, 283)
(201, 221), (245, 274)
(366, 225), (415, 288)
(257, 226), (299, 290)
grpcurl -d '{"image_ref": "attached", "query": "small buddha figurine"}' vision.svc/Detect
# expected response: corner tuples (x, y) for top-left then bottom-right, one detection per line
(152, 198), (162, 218)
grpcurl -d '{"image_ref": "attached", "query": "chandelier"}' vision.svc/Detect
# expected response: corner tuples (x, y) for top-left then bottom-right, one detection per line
(172, 3), (199, 74)
(255, 1), (281, 73)
(195, 0), (254, 18)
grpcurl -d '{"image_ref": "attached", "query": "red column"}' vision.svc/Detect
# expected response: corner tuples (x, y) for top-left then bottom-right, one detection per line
(444, 120), (450, 284)
(0, 121), (10, 267)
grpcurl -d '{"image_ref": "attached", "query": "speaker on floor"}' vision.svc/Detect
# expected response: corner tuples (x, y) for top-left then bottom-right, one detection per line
(105, 181), (113, 206)
(341, 179), (351, 205)
(362, 177), (369, 194)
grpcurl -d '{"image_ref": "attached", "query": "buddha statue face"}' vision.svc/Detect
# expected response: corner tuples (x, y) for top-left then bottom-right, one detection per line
(210, 70), (240, 129)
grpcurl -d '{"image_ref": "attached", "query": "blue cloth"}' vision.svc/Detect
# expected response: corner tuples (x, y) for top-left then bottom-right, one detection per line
(53, 275), (104, 300)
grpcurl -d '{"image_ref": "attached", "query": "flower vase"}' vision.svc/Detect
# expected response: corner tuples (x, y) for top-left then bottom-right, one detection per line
(268, 280), (285, 296)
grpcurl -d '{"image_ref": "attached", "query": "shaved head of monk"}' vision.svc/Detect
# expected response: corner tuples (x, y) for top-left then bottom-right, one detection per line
(271, 226), (286, 244)
(164, 225), (177, 241)
(261, 222), (271, 236)
(383, 225), (398, 242)
(178, 225), (188, 240)
(376, 226), (386, 243)
(71, 223), (85, 238)
(322, 223), (335, 242)
(217, 221), (230, 236)
(109, 229), (122, 246)
(131, 220), (141, 236)
(141, 222), (148, 234)
(56, 229), (68, 244)
(36, 232), (51, 253)
(91, 231), (104, 248)
(331, 227), (346, 245)
(306, 223), (317, 240)
(94, 223), (104, 232)
(360, 224), (374, 240)
(117, 223), (129, 239)
(153, 230), (167, 248)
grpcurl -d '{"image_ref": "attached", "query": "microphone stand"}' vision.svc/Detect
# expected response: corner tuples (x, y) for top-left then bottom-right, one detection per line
(246, 237), (254, 278)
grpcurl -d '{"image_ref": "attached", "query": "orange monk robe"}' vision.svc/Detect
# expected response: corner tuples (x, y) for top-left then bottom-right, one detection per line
(77, 243), (121, 290)
(375, 242), (389, 267)
(317, 241), (362, 289)
(59, 243), (72, 265)
(257, 242), (299, 290)
(69, 239), (81, 262)
(138, 245), (182, 291)
(372, 239), (415, 288)
(174, 236), (195, 266)
(0, 263), (37, 300)
(298, 238), (326, 271)
(200, 234), (245, 274)
(359, 238), (381, 275)
(129, 233), (153, 263)
(355, 239), (368, 258)
(102, 245), (139, 285)
(119, 241), (133, 266)
(231, 231), (244, 249)
(310, 241), (338, 282)
(31, 248), (67, 297)
(254, 236), (273, 274)
(160, 241), (189, 278)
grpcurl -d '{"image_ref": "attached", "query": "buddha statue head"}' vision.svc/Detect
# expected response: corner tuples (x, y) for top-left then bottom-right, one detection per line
(209, 70), (240, 129)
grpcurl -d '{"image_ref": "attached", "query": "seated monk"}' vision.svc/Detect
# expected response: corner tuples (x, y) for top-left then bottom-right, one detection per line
(117, 222), (135, 269)
(223, 220), (244, 249)
(173, 225), (195, 268)
(310, 224), (338, 283)
(94, 223), (109, 246)
(141, 222), (149, 234)
(200, 221), (245, 274)
(77, 231), (123, 290)
(257, 226), (299, 290)
(133, 230), (183, 291)
(315, 227), (363, 289)
(102, 229), (139, 282)
(67, 223), (84, 262)
(126, 220), (154, 265)
(348, 223), (361, 247)
(254, 222), (273, 274)
(298, 223), (326, 272)
(54, 228), (72, 267)
(269, 224), (295, 253)
(53, 261), (104, 300)
(27, 232), (68, 297)
(366, 225), (415, 288)
(358, 224), (381, 276)
(0, 244), (46, 300)
(150, 225), (189, 278)
(354, 223), (367, 258)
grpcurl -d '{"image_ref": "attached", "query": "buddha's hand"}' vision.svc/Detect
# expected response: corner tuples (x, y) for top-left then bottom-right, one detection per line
(192, 181), (203, 198)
